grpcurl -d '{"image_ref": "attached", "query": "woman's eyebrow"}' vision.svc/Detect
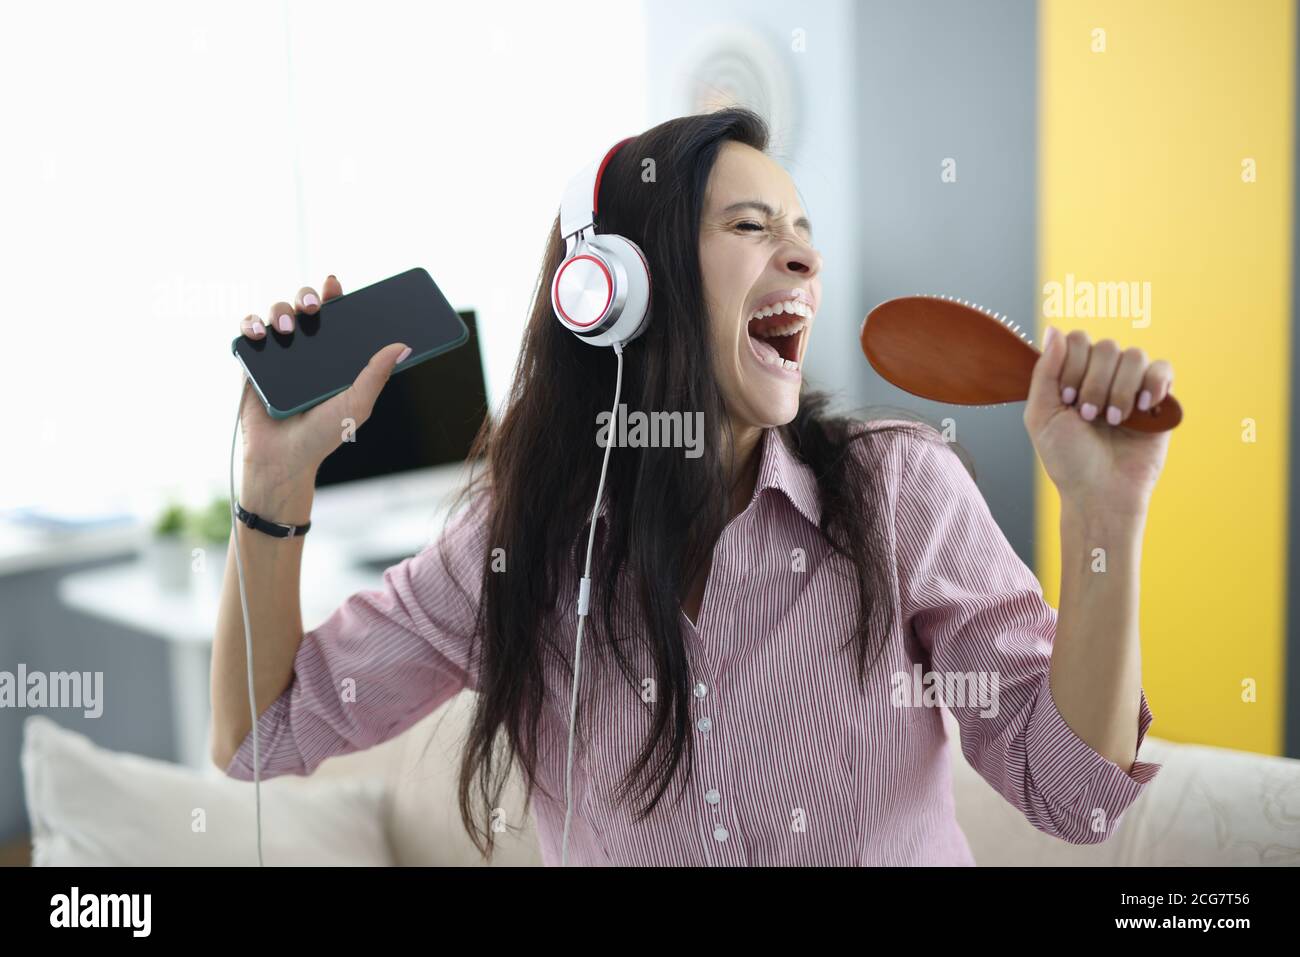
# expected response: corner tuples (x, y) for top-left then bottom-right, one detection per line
(721, 200), (813, 239)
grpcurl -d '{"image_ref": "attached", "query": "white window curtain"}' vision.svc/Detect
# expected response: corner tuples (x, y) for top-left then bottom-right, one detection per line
(0, 0), (648, 518)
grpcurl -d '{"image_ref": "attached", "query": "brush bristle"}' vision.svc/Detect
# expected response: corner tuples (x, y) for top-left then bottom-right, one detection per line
(925, 292), (1035, 346)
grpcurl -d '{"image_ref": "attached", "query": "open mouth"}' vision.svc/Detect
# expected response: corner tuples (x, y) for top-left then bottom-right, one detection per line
(746, 299), (811, 371)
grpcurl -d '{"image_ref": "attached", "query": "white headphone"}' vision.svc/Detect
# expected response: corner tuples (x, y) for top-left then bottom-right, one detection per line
(551, 136), (653, 348)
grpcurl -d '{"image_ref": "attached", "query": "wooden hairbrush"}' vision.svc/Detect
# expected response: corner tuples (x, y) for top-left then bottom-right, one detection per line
(860, 295), (1182, 433)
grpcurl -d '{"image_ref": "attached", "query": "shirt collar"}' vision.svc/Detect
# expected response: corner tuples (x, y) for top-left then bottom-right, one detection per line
(752, 426), (823, 529)
(587, 426), (822, 530)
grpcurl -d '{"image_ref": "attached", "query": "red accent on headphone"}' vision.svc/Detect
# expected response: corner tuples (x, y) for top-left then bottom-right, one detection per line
(592, 137), (634, 221)
(553, 254), (613, 328)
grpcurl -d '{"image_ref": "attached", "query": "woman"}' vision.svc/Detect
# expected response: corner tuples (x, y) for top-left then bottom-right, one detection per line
(212, 107), (1173, 866)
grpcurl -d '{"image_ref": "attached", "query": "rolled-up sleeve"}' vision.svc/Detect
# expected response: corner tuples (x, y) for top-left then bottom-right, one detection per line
(223, 493), (490, 781)
(893, 425), (1161, 844)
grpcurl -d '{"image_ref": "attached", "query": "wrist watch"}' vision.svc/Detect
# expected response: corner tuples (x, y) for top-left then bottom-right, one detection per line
(234, 501), (311, 539)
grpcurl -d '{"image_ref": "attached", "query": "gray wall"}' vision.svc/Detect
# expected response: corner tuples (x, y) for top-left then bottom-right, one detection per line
(853, 0), (1040, 557)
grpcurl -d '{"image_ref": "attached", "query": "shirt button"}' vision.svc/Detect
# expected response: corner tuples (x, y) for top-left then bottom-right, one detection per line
(705, 788), (720, 805)
(697, 716), (713, 733)
(713, 825), (729, 843)
(693, 681), (708, 699)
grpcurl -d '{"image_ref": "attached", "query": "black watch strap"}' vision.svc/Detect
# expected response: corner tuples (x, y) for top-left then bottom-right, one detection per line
(235, 502), (311, 539)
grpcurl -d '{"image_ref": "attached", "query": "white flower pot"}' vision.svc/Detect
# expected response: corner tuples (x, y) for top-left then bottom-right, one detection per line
(199, 542), (229, 596)
(147, 535), (195, 591)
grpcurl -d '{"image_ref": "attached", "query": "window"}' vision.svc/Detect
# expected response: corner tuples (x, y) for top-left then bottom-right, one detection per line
(0, 0), (648, 517)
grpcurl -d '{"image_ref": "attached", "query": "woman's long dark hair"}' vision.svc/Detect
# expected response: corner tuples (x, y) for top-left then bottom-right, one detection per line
(438, 107), (940, 857)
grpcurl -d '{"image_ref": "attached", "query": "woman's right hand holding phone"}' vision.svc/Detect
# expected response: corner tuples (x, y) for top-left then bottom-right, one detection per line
(217, 274), (407, 769)
(236, 274), (409, 518)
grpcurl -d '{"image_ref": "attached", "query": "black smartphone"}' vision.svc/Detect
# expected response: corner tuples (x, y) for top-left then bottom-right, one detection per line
(231, 267), (469, 419)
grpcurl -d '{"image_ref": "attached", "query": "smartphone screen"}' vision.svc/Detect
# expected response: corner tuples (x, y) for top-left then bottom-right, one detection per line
(231, 267), (469, 418)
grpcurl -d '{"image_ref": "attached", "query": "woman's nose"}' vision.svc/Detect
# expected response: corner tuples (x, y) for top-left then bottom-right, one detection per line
(779, 240), (822, 278)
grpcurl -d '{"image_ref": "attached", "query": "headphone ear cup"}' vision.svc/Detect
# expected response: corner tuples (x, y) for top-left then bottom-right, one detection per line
(551, 233), (651, 348)
(596, 234), (651, 347)
(551, 238), (612, 336)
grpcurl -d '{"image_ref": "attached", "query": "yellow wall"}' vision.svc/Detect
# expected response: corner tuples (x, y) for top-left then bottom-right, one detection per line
(1037, 0), (1295, 753)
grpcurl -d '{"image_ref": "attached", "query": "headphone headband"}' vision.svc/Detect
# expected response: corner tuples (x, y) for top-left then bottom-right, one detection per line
(552, 134), (651, 348)
(559, 136), (635, 255)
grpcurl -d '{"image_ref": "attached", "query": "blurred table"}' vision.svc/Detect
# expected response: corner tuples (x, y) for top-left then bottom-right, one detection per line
(57, 497), (453, 769)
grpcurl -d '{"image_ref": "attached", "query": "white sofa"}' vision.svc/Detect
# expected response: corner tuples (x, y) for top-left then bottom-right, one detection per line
(21, 693), (1300, 866)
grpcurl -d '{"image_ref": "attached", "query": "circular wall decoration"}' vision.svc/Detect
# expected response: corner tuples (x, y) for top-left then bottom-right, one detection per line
(669, 23), (799, 159)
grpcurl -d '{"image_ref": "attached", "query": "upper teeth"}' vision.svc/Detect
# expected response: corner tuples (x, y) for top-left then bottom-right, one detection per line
(749, 299), (812, 323)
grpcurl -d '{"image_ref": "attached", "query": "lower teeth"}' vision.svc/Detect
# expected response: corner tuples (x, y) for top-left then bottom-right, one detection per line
(763, 353), (798, 370)
(749, 334), (799, 371)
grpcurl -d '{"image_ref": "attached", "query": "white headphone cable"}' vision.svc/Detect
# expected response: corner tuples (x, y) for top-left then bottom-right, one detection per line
(561, 340), (623, 867)
(230, 382), (265, 867)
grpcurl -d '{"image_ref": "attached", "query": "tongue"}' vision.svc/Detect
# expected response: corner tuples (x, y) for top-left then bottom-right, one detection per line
(749, 333), (782, 363)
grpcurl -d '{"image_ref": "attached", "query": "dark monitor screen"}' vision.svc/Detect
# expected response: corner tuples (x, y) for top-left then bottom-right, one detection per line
(315, 309), (488, 487)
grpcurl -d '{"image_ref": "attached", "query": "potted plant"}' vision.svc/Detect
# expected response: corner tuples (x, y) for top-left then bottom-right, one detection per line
(147, 501), (194, 590)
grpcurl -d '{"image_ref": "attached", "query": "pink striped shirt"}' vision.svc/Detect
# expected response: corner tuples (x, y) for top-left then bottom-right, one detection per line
(224, 418), (1160, 865)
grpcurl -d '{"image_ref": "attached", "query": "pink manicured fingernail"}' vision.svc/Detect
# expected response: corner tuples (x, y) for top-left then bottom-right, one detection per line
(1106, 405), (1122, 425)
(250, 319), (265, 336)
(396, 346), (412, 363)
(1138, 390), (1151, 411)
(303, 293), (319, 308)
(277, 314), (292, 333)
(1062, 386), (1077, 405)
(1080, 402), (1097, 421)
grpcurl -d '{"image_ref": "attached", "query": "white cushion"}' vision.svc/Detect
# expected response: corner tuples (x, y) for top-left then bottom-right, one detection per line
(944, 708), (1300, 866)
(21, 715), (393, 866)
